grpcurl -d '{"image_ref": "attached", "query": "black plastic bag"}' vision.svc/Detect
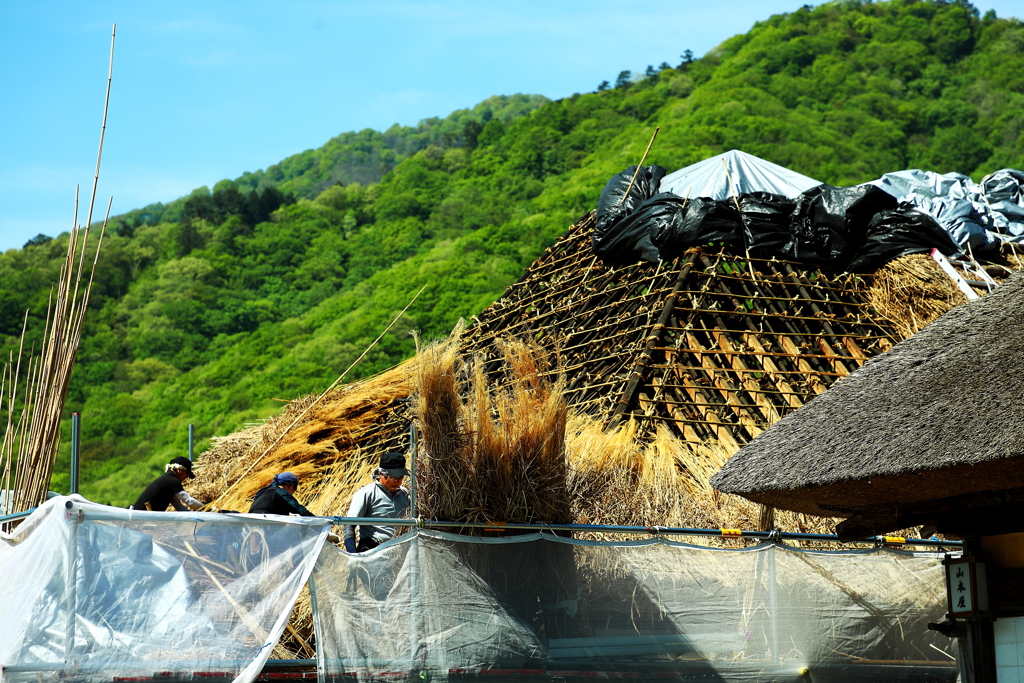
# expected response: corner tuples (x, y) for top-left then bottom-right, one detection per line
(651, 197), (743, 261)
(739, 192), (796, 255)
(593, 165), (666, 264)
(847, 205), (961, 272)
(787, 184), (898, 265)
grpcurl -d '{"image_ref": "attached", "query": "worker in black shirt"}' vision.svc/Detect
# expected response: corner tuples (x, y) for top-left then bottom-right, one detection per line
(131, 456), (204, 511)
(248, 472), (314, 516)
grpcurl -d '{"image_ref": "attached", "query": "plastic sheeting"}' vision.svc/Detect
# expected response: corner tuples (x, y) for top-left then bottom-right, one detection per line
(311, 530), (957, 683)
(0, 496), (329, 683)
(593, 165), (665, 264)
(870, 168), (1024, 250)
(593, 156), (964, 270)
(659, 150), (822, 201)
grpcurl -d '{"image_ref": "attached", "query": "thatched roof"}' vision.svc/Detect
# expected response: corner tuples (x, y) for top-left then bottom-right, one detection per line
(198, 212), (1020, 535)
(193, 210), (1020, 658)
(711, 270), (1024, 537)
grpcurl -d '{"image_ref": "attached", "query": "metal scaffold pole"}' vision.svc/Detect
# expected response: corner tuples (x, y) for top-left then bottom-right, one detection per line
(70, 413), (80, 495)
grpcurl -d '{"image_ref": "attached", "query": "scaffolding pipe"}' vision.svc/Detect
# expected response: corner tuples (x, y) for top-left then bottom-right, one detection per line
(188, 423), (194, 461)
(320, 517), (959, 548)
(2, 660), (318, 673)
(408, 422), (416, 517)
(70, 413), (80, 495)
(54, 507), (964, 549)
(0, 509), (33, 523)
(307, 571), (325, 681)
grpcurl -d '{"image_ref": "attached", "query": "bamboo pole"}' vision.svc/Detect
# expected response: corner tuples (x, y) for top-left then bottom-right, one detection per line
(618, 127), (661, 206)
(2, 26), (116, 515)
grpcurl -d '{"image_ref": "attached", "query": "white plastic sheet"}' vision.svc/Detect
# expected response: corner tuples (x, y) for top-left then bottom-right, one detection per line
(0, 496), (329, 683)
(659, 150), (822, 201)
(311, 530), (957, 683)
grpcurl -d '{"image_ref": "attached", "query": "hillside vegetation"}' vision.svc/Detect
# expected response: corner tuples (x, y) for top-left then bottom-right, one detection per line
(2, 0), (1023, 506)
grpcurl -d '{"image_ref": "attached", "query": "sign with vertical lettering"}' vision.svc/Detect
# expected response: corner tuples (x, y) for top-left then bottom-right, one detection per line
(944, 555), (987, 617)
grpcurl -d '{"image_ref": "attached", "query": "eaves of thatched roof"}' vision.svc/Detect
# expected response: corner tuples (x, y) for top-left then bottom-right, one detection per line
(711, 270), (1024, 528)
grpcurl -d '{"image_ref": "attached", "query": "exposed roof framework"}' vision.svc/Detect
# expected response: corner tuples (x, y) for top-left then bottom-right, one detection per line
(711, 270), (1024, 540)
(207, 211), (960, 494)
(460, 212), (899, 447)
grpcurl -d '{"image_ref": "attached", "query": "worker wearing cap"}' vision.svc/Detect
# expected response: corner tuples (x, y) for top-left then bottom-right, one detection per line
(248, 471), (315, 517)
(343, 453), (410, 553)
(131, 456), (204, 511)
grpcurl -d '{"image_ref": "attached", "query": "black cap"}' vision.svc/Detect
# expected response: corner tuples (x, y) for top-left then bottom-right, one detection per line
(170, 456), (195, 479)
(380, 452), (407, 478)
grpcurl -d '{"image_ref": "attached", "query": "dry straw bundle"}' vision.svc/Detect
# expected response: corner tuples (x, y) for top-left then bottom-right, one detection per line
(865, 253), (968, 340)
(200, 364), (410, 515)
(564, 416), (837, 541)
(412, 324), (570, 526)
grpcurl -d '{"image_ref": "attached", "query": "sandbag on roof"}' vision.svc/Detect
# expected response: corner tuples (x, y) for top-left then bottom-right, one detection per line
(658, 149), (822, 201)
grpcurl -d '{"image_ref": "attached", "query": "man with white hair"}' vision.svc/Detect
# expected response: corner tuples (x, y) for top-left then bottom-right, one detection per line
(131, 456), (204, 511)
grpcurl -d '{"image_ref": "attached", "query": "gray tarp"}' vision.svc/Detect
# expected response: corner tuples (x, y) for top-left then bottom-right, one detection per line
(1, 499), (959, 683)
(0, 496), (329, 683)
(313, 530), (958, 683)
(870, 168), (1024, 250)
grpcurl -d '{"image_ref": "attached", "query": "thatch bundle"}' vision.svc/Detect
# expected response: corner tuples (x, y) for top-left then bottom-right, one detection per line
(865, 253), (969, 339)
(196, 364), (411, 515)
(412, 325), (569, 526)
(565, 417), (833, 537)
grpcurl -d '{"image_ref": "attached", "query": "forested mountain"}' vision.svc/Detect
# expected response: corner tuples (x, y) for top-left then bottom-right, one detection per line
(2, 0), (1023, 506)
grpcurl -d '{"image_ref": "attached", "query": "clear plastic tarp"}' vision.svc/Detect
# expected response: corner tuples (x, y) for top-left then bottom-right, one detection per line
(0, 496), (329, 683)
(311, 530), (957, 683)
(658, 150), (822, 201)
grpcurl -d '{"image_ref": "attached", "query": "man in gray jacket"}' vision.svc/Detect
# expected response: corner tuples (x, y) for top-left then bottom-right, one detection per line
(343, 452), (410, 553)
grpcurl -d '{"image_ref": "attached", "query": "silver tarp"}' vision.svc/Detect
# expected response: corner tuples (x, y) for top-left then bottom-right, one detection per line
(870, 168), (1024, 250)
(658, 150), (822, 200)
(0, 500), (958, 683)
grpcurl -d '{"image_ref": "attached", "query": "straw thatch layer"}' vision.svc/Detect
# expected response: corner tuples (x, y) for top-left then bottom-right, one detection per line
(412, 328), (570, 526)
(196, 364), (411, 514)
(865, 253), (968, 339)
(711, 270), (1024, 517)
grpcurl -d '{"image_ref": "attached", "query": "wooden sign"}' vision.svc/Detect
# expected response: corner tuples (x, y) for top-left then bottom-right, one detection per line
(944, 555), (988, 617)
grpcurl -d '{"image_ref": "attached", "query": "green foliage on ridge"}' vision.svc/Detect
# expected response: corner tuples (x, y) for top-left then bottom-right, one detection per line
(2, 0), (1023, 506)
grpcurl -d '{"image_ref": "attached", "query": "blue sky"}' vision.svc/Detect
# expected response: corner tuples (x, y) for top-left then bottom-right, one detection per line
(1, 1), (1021, 253)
